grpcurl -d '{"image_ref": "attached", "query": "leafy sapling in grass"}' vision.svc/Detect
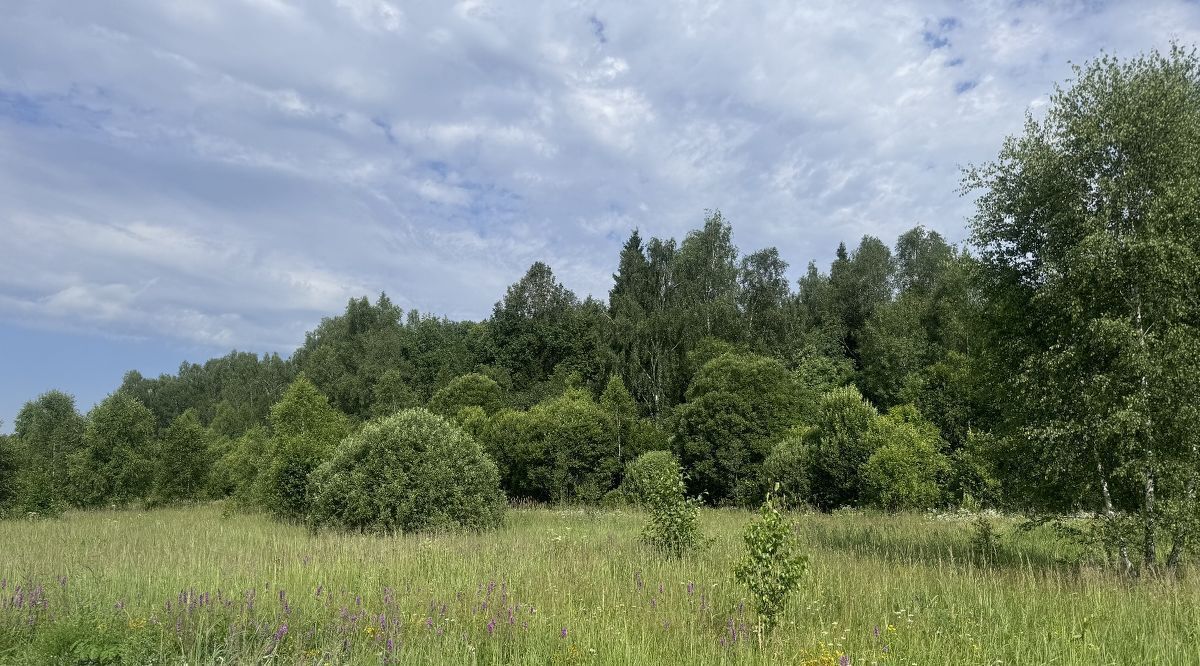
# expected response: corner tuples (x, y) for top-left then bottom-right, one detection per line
(735, 485), (807, 637)
(970, 515), (1000, 562)
(626, 451), (704, 557)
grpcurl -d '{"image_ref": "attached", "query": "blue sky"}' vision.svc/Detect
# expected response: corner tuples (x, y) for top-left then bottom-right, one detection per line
(2, 0), (1198, 430)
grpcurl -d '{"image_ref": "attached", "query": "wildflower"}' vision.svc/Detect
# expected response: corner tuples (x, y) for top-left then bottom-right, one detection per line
(560, 627), (568, 639)
(839, 656), (850, 666)
(273, 624), (288, 643)
(487, 619), (496, 636)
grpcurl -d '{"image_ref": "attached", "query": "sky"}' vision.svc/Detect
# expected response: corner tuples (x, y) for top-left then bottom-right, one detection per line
(1, 0), (1198, 430)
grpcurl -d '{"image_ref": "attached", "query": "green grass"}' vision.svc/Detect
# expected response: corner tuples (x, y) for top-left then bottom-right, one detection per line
(1, 506), (1198, 664)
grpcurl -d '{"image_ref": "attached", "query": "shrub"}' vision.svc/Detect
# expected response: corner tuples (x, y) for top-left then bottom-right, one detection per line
(806, 386), (879, 508)
(760, 430), (813, 505)
(476, 409), (544, 500)
(208, 426), (268, 505)
(674, 352), (809, 505)
(308, 408), (505, 534)
(429, 373), (504, 416)
(525, 388), (620, 504)
(626, 451), (703, 557)
(735, 488), (807, 635)
(970, 515), (1000, 560)
(258, 376), (349, 522)
(860, 411), (950, 511)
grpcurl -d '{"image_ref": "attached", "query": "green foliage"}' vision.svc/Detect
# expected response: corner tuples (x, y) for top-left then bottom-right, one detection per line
(0, 428), (63, 518)
(308, 408), (505, 534)
(761, 432), (813, 505)
(0, 431), (13, 513)
(527, 388), (619, 504)
(370, 368), (421, 417)
(11, 390), (84, 506)
(259, 376), (349, 522)
(293, 294), (478, 420)
(429, 372), (504, 416)
(949, 430), (1003, 508)
(120, 351), (295, 433)
(860, 408), (950, 511)
(487, 262), (584, 393)
(967, 45), (1200, 568)
(473, 384), (665, 505)
(735, 489), (807, 635)
(207, 426), (269, 506)
(67, 392), (156, 507)
(738, 247), (792, 352)
(475, 408), (542, 500)
(675, 352), (808, 505)
(626, 451), (703, 557)
(600, 374), (665, 470)
(152, 409), (212, 505)
(970, 515), (1001, 560)
(806, 385), (880, 509)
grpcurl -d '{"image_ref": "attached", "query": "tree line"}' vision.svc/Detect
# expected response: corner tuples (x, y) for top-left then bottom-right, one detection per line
(1, 47), (1197, 574)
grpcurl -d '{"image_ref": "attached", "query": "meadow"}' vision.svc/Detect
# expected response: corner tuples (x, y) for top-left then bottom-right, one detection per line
(1, 506), (1197, 665)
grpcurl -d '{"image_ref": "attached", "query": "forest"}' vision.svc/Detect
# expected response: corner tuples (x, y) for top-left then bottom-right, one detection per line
(0, 47), (1198, 665)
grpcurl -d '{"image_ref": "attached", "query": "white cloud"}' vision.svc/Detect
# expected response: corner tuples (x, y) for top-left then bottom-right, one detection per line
(0, 0), (1196, 354)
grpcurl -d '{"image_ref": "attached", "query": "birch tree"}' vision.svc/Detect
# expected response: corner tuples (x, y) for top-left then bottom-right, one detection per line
(968, 46), (1200, 573)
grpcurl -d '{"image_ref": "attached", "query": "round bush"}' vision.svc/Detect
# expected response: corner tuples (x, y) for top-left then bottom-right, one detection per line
(860, 417), (949, 512)
(308, 408), (505, 534)
(623, 450), (681, 504)
(761, 433), (812, 506)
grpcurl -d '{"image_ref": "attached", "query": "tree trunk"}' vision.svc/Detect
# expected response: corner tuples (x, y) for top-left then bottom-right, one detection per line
(1097, 457), (1133, 575)
(1167, 439), (1199, 571)
(1134, 291), (1158, 571)
(1143, 471), (1157, 570)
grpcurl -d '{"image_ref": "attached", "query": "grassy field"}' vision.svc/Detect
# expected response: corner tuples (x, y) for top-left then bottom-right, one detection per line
(1, 506), (1198, 665)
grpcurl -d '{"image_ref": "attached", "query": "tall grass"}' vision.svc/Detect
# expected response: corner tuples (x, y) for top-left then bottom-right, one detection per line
(1, 506), (1197, 664)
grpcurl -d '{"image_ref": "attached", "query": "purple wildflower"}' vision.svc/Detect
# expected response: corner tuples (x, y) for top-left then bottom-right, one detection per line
(839, 656), (850, 666)
(487, 619), (496, 636)
(560, 627), (568, 639)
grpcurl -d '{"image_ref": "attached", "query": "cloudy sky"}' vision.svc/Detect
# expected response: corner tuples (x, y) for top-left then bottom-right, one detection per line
(2, 0), (1198, 428)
